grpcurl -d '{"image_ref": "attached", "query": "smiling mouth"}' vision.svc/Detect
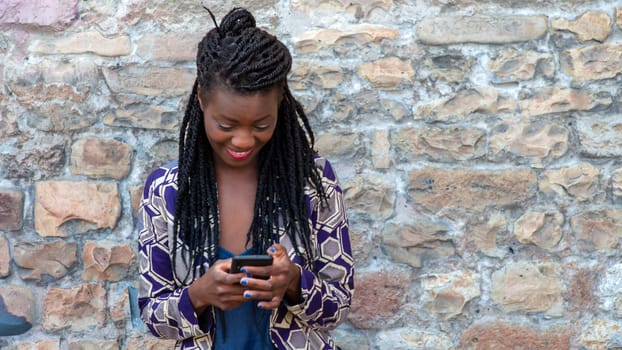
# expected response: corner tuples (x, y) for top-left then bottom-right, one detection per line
(227, 148), (253, 160)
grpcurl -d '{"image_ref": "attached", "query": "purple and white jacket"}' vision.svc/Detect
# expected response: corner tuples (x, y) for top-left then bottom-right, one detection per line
(138, 156), (354, 349)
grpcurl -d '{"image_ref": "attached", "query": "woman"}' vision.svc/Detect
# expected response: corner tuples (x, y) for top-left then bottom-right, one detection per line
(137, 7), (354, 350)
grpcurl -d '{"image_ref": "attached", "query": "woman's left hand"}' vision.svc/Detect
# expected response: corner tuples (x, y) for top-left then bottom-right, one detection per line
(240, 244), (302, 310)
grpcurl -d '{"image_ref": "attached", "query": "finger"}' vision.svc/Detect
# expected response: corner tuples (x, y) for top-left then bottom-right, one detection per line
(257, 296), (282, 310)
(267, 244), (285, 257)
(242, 290), (274, 302)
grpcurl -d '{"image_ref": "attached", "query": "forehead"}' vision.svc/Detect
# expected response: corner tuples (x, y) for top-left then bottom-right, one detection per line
(204, 86), (281, 117)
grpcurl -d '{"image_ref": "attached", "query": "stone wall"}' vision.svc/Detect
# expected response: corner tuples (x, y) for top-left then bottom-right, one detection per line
(1, 0), (622, 349)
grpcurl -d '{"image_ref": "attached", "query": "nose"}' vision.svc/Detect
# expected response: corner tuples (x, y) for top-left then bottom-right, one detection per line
(231, 129), (254, 150)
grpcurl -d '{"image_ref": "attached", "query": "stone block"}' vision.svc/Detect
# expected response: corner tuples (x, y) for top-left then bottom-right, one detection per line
(135, 32), (203, 61)
(11, 339), (60, 350)
(392, 126), (486, 162)
(488, 49), (554, 83)
(0, 0), (77, 28)
(382, 221), (453, 268)
(0, 235), (8, 277)
(577, 115), (622, 157)
(0, 189), (23, 231)
(415, 88), (500, 122)
(375, 328), (452, 349)
(571, 209), (622, 252)
(420, 270), (480, 320)
(67, 340), (119, 350)
(416, 16), (547, 45)
(578, 319), (622, 349)
(513, 211), (564, 250)
(13, 241), (77, 281)
(0, 285), (34, 336)
(102, 65), (195, 97)
(357, 57), (413, 88)
(464, 214), (507, 258)
(315, 132), (359, 159)
(562, 45), (622, 81)
(539, 163), (600, 201)
(29, 31), (130, 56)
(460, 321), (572, 349)
(342, 175), (395, 220)
(519, 87), (611, 117)
(552, 11), (611, 42)
(82, 241), (134, 282)
(293, 25), (397, 54)
(71, 138), (132, 180)
(42, 284), (106, 331)
(34, 181), (121, 237)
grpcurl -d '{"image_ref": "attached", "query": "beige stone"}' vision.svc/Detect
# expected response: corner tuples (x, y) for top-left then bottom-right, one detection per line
(576, 115), (622, 157)
(0, 235), (8, 277)
(371, 130), (392, 169)
(488, 49), (554, 83)
(617, 7), (622, 29)
(460, 322), (572, 349)
(380, 99), (410, 121)
(571, 209), (622, 251)
(3, 140), (65, 180)
(34, 181), (121, 237)
(491, 262), (563, 316)
(12, 83), (89, 105)
(426, 54), (473, 82)
(82, 241), (134, 281)
(43, 284), (106, 331)
(135, 32), (203, 61)
(0, 188), (23, 231)
(490, 119), (568, 167)
(129, 185), (144, 217)
(26, 102), (96, 132)
(357, 57), (414, 88)
(0, 285), (35, 325)
(125, 336), (177, 350)
(108, 283), (130, 322)
(13, 241), (77, 280)
(290, 0), (393, 17)
(342, 175), (395, 219)
(578, 319), (622, 350)
(597, 264), (622, 317)
(416, 88), (500, 122)
(613, 168), (622, 198)
(421, 270), (480, 320)
(519, 88), (611, 116)
(375, 328), (453, 350)
(392, 126), (486, 162)
(67, 340), (119, 350)
(5, 59), (99, 88)
(71, 138), (132, 179)
(103, 105), (179, 130)
(416, 16), (547, 45)
(408, 168), (537, 212)
(293, 25), (398, 54)
(540, 163), (600, 201)
(562, 44), (622, 81)
(102, 65), (195, 97)
(29, 31), (131, 56)
(382, 221), (453, 268)
(315, 132), (359, 158)
(465, 214), (507, 258)
(513, 211), (563, 250)
(552, 11), (612, 42)
(289, 61), (343, 89)
(11, 339), (61, 350)
(348, 268), (410, 329)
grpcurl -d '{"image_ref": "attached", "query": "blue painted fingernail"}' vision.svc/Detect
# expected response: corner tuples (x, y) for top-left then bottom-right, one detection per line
(240, 267), (247, 273)
(244, 292), (251, 299)
(257, 304), (263, 309)
(240, 279), (248, 286)
(269, 247), (276, 253)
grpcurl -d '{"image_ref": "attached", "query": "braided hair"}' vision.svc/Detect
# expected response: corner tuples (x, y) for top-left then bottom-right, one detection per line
(173, 7), (326, 284)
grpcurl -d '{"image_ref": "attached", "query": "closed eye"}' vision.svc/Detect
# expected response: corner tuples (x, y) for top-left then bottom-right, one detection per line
(217, 124), (234, 131)
(254, 124), (271, 131)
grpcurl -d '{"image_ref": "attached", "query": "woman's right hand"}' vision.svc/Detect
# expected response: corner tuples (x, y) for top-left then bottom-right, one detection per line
(187, 258), (247, 314)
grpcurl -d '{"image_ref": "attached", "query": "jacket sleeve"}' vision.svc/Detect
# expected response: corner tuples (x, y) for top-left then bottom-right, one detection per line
(285, 159), (354, 330)
(137, 167), (215, 341)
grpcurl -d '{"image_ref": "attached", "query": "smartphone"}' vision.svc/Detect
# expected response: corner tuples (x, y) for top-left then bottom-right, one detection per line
(230, 255), (273, 278)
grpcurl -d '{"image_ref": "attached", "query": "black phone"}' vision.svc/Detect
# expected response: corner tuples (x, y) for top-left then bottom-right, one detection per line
(230, 255), (273, 276)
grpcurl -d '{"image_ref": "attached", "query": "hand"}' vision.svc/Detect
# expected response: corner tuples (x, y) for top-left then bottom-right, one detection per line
(187, 258), (248, 314)
(240, 244), (302, 310)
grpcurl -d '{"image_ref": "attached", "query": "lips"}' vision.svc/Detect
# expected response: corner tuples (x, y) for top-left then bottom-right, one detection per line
(226, 148), (253, 160)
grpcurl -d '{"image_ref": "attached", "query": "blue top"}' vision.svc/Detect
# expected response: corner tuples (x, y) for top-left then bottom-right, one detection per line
(213, 246), (275, 350)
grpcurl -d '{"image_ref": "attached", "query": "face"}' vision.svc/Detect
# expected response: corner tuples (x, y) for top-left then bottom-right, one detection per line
(198, 86), (281, 170)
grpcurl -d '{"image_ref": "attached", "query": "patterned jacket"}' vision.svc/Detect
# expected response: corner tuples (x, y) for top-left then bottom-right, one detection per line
(138, 157), (354, 349)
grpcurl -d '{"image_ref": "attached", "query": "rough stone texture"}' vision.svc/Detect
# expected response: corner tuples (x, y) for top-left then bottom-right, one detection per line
(571, 209), (622, 252)
(290, 0), (393, 17)
(315, 132), (359, 158)
(519, 88), (612, 117)
(562, 44), (622, 81)
(11, 339), (60, 350)
(513, 211), (564, 250)
(613, 168), (622, 199)
(491, 262), (563, 316)
(290, 62), (343, 90)
(67, 340), (119, 350)
(71, 138), (132, 180)
(371, 130), (392, 169)
(0, 188), (23, 231)
(464, 214), (507, 258)
(29, 31), (130, 56)
(357, 57), (414, 88)
(578, 319), (622, 350)
(382, 221), (453, 268)
(108, 283), (130, 322)
(13, 241), (77, 281)
(293, 25), (398, 54)
(426, 54), (473, 83)
(42, 284), (106, 331)
(0, 235), (8, 277)
(0, 0), (77, 28)
(103, 102), (179, 130)
(420, 270), (480, 320)
(34, 181), (121, 237)
(539, 162), (600, 201)
(82, 241), (134, 282)
(0, 285), (35, 335)
(129, 185), (144, 217)
(597, 263), (622, 317)
(576, 115), (622, 157)
(125, 336), (177, 350)
(416, 16), (547, 45)
(488, 49), (554, 83)
(2, 142), (66, 180)
(342, 175), (395, 220)
(102, 65), (195, 97)
(348, 268), (410, 329)
(564, 266), (597, 313)
(459, 321), (572, 349)
(551, 11), (612, 42)
(392, 126), (486, 162)
(408, 168), (537, 211)
(375, 328), (453, 350)
(416, 88), (500, 122)
(135, 32), (203, 61)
